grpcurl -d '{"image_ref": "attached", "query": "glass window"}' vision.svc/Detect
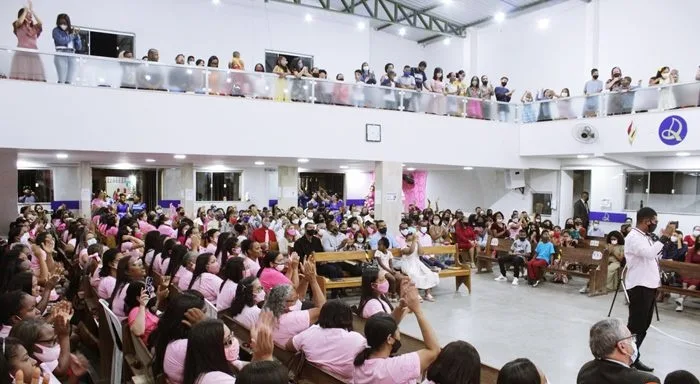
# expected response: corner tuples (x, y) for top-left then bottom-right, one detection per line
(625, 171), (700, 213)
(195, 172), (241, 201)
(532, 193), (552, 215)
(17, 170), (53, 203)
(624, 172), (648, 211)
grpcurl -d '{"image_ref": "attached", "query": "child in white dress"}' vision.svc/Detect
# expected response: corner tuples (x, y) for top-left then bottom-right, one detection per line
(400, 232), (439, 301)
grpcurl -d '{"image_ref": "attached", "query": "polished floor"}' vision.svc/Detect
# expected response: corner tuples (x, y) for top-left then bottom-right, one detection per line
(393, 272), (700, 383)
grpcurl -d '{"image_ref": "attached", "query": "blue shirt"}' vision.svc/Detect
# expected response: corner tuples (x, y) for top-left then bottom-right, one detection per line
(534, 241), (555, 264)
(494, 86), (511, 102)
(52, 27), (82, 51)
(369, 233), (398, 250)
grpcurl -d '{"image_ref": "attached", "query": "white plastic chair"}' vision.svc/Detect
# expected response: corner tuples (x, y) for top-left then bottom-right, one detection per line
(99, 299), (123, 384)
(204, 299), (218, 319)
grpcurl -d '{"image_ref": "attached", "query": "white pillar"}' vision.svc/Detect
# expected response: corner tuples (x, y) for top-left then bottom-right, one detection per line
(277, 166), (299, 210)
(180, 163), (194, 216)
(0, 149), (18, 226)
(78, 162), (92, 218)
(374, 161), (403, 234)
(583, 0), (600, 72)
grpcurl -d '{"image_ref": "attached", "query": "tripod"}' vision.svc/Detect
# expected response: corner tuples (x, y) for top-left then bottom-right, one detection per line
(607, 265), (660, 321)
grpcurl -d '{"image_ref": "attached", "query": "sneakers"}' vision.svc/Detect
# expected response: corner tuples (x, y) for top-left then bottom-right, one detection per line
(579, 286), (590, 294)
(512, 277), (519, 286)
(533, 280), (540, 287)
(675, 297), (684, 312)
(495, 275), (508, 282)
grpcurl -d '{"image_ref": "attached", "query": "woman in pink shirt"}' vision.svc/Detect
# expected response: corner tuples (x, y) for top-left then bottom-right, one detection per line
(150, 291), (206, 384)
(240, 239), (262, 278)
(262, 260), (326, 349)
(109, 255), (147, 319)
(215, 234), (237, 265)
(202, 229), (220, 255)
(97, 249), (122, 300)
(175, 252), (197, 292)
(182, 319), (239, 384)
(424, 340), (481, 384)
(149, 238), (177, 277)
(227, 276), (264, 329)
(10, 4), (45, 81)
(163, 244), (188, 286)
(142, 231), (164, 268)
(125, 281), (160, 344)
(215, 257), (244, 311)
(157, 218), (177, 238)
(287, 300), (366, 382)
(188, 253), (223, 303)
(358, 268), (408, 324)
(257, 251), (298, 293)
(352, 285), (440, 384)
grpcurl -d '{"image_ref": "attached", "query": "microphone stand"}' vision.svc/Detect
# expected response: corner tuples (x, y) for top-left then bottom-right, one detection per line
(607, 264), (660, 321)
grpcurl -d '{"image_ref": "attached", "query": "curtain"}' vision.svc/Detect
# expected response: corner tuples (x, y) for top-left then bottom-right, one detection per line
(402, 171), (427, 211)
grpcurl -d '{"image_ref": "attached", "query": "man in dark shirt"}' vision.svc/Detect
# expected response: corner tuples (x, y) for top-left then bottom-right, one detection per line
(411, 61), (428, 91)
(293, 222), (324, 263)
(577, 318), (660, 384)
(494, 76), (515, 121)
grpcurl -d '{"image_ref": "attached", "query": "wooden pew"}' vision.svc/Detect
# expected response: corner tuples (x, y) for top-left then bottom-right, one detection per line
(478, 238), (515, 273)
(658, 259), (700, 298)
(546, 243), (608, 296)
(352, 314), (500, 384)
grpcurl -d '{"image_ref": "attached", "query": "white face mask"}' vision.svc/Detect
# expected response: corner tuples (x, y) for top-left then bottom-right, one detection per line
(87, 238), (97, 246)
(593, 224), (599, 229)
(275, 263), (285, 272)
(670, 236), (678, 242)
(356, 237), (364, 243)
(693, 230), (700, 237)
(400, 229), (409, 236)
(34, 343), (61, 370)
(419, 227), (428, 234)
(20, 232), (30, 244)
(661, 73), (669, 80)
(610, 239), (618, 245)
(59, 24), (68, 31)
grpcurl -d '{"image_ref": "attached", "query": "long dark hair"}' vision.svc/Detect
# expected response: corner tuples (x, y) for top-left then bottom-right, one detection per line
(55, 13), (73, 33)
(353, 313), (397, 366)
(228, 276), (257, 317)
(0, 250), (28, 292)
(188, 253), (214, 290)
(432, 67), (443, 81)
(143, 231), (162, 262)
(182, 319), (233, 384)
(164, 244), (188, 279)
(218, 235), (237, 265)
(497, 358), (541, 384)
(256, 251), (279, 278)
(150, 291), (205, 377)
(427, 340), (481, 384)
(149, 238), (176, 277)
(236, 360), (288, 384)
(220, 257), (244, 292)
(203, 229), (219, 248)
(109, 256), (136, 308)
(357, 268), (392, 316)
(318, 300), (353, 332)
(6, 272), (33, 296)
(123, 280), (147, 316)
(214, 232), (233, 262)
(99, 249), (120, 278)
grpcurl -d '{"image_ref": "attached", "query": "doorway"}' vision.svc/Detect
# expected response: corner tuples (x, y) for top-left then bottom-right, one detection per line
(572, 170), (591, 210)
(92, 168), (157, 209)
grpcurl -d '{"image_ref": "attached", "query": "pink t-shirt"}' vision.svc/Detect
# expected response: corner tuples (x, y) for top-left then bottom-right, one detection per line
(205, 243), (217, 254)
(152, 253), (164, 275)
(138, 220), (157, 235)
(215, 280), (237, 311)
(259, 268), (292, 293)
(30, 248), (46, 275)
(234, 305), (261, 330)
(352, 351), (421, 384)
(127, 306), (159, 344)
(90, 267), (102, 289)
(144, 250), (155, 267)
(243, 256), (260, 277)
(111, 283), (129, 318)
(175, 267), (193, 291)
(161, 258), (171, 276)
(97, 276), (116, 300)
(190, 273), (223, 302)
(164, 339), (188, 384)
(362, 298), (392, 319)
(273, 310), (310, 347)
(99, 224), (119, 237)
(158, 225), (177, 238)
(292, 325), (367, 382)
(196, 371), (236, 383)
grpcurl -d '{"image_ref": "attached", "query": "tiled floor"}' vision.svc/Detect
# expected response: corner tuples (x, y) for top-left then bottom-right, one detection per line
(390, 272), (700, 383)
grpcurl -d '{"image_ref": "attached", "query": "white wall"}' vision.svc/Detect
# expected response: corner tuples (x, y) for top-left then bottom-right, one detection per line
(52, 166), (79, 201)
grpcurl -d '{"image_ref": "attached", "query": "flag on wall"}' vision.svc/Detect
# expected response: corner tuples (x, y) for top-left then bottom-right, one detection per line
(627, 120), (637, 144)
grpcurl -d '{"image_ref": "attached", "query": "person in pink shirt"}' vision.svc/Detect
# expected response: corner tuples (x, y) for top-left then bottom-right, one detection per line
(98, 214), (119, 238)
(163, 244), (188, 286)
(0, 291), (41, 338)
(227, 276), (264, 329)
(157, 218), (177, 238)
(182, 319), (239, 384)
(352, 283), (440, 384)
(215, 257), (245, 311)
(188, 253), (223, 303)
(263, 259), (326, 349)
(97, 249), (123, 300)
(125, 281), (163, 344)
(202, 229), (220, 255)
(137, 212), (157, 236)
(150, 291), (207, 384)
(287, 300), (366, 382)
(175, 252), (197, 291)
(149, 238), (177, 277)
(142, 231), (164, 268)
(424, 340), (482, 384)
(257, 251), (300, 293)
(109, 255), (147, 319)
(215, 235), (238, 265)
(241, 239), (263, 278)
(358, 267), (409, 323)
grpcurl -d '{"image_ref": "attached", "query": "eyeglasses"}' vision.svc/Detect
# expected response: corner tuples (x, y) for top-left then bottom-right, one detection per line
(617, 334), (637, 344)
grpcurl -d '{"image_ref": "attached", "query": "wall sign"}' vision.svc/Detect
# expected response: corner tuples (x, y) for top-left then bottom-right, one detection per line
(589, 211), (628, 223)
(658, 115), (687, 146)
(366, 123), (382, 142)
(627, 120), (637, 144)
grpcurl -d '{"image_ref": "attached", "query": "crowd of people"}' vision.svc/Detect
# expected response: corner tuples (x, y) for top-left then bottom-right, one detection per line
(4, 3), (700, 122)
(1, 187), (698, 383)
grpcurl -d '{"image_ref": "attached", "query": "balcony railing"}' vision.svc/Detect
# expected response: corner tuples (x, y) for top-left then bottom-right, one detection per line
(2, 47), (699, 123)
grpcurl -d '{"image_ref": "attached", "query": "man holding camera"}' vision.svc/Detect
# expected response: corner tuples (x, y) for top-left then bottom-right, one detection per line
(623, 207), (676, 372)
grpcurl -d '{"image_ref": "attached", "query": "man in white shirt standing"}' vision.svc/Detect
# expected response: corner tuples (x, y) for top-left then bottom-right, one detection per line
(623, 207), (675, 373)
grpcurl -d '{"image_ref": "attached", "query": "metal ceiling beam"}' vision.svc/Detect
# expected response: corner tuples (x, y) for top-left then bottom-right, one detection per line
(418, 0), (568, 46)
(375, 3), (441, 31)
(268, 0), (467, 38)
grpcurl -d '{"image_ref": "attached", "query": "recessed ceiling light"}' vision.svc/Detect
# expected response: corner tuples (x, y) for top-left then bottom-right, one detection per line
(254, 161), (265, 166)
(304, 14), (313, 22)
(406, 167), (416, 171)
(56, 153), (68, 159)
(401, 163), (406, 167)
(297, 158), (309, 163)
(463, 166), (474, 170)
(577, 154), (589, 159)
(677, 152), (691, 157)
(206, 164), (229, 171)
(174, 154), (186, 159)
(443, 38), (451, 45)
(339, 165), (350, 169)
(398, 27), (406, 36)
(145, 158), (156, 163)
(537, 18), (550, 29)
(357, 21), (365, 30)
(114, 162), (134, 169)
(494, 12), (506, 22)
(212, 0), (220, 4)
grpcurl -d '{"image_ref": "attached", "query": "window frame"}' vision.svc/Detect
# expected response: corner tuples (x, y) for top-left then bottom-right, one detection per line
(195, 171), (242, 202)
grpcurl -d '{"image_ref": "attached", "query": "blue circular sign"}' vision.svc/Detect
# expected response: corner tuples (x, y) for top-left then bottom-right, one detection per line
(658, 115), (687, 146)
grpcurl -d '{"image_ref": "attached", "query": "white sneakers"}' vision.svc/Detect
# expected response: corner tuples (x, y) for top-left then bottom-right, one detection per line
(495, 275), (508, 282)
(512, 277), (519, 286)
(579, 286), (590, 294)
(675, 297), (684, 312)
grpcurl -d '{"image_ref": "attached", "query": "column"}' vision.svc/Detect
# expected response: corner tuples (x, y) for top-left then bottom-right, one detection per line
(583, 0), (600, 72)
(277, 166), (299, 209)
(78, 162), (92, 218)
(374, 161), (403, 234)
(0, 150), (18, 226)
(180, 163), (194, 217)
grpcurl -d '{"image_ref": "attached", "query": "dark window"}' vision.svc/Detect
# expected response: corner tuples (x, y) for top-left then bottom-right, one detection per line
(75, 27), (134, 58)
(532, 193), (552, 215)
(17, 170), (53, 202)
(196, 172), (241, 201)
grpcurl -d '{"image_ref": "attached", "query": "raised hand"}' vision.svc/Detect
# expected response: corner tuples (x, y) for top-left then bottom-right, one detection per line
(138, 288), (149, 307)
(181, 308), (206, 328)
(290, 252), (300, 268)
(251, 310), (275, 361)
(15, 367), (50, 384)
(403, 282), (422, 313)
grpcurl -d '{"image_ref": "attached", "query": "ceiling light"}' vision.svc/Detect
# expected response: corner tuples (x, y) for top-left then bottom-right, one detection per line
(494, 12), (506, 22)
(174, 154), (186, 159)
(206, 164), (229, 171)
(212, 0), (220, 4)
(537, 18), (550, 29)
(443, 38), (451, 45)
(297, 158), (309, 163)
(254, 161), (265, 165)
(56, 153), (68, 159)
(339, 165), (350, 169)
(304, 14), (313, 22)
(677, 152), (691, 157)
(463, 166), (474, 170)
(406, 167), (416, 171)
(114, 162), (135, 169)
(17, 160), (41, 168)
(357, 21), (365, 30)
(401, 163), (406, 167)
(442, 0), (452, 5)
(398, 27), (406, 36)
(145, 158), (156, 163)
(577, 154), (589, 159)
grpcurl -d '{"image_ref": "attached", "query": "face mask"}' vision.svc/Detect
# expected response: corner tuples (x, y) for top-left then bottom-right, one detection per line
(275, 263), (286, 272)
(419, 227), (428, 234)
(592, 74), (599, 79)
(188, 60), (194, 65)
(306, 212), (313, 218)
(610, 239), (618, 245)
(288, 300), (302, 312)
(379, 228), (387, 235)
(224, 337), (240, 362)
(670, 236), (678, 242)
(390, 338), (402, 355)
(254, 290), (265, 303)
(20, 232), (30, 244)
(352, 224), (360, 231)
(262, 221), (270, 228)
(626, 339), (638, 366)
(482, 80), (488, 86)
(501, 82), (507, 86)
(519, 236), (526, 241)
(400, 229), (409, 236)
(306, 229), (317, 236)
(496, 219), (503, 224)
(207, 262), (220, 274)
(542, 237), (550, 243)
(86, 237), (97, 246)
(356, 237), (364, 243)
(367, 227), (375, 235)
(694, 230), (700, 237)
(375, 280), (389, 294)
(156, 208), (163, 214)
(613, 73), (621, 78)
(59, 24), (67, 31)
(362, 66), (369, 71)
(647, 222), (657, 234)
(286, 229), (296, 236)
(404, 70), (411, 76)
(593, 224), (599, 229)
(34, 343), (61, 365)
(561, 92), (569, 97)
(661, 73), (669, 79)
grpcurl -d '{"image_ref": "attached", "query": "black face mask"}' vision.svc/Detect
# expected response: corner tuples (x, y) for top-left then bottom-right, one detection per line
(647, 221), (657, 234)
(306, 229), (317, 236)
(482, 80), (488, 86)
(501, 82), (507, 87)
(519, 236), (526, 241)
(592, 75), (599, 80)
(390, 339), (402, 355)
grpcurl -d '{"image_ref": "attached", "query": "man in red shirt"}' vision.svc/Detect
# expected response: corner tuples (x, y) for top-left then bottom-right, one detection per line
(455, 214), (477, 267)
(251, 217), (277, 250)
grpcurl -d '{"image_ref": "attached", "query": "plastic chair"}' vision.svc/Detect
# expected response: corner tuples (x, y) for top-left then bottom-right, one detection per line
(99, 299), (123, 384)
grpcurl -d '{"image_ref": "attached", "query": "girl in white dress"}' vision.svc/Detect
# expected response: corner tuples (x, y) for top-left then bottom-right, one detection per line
(400, 232), (439, 301)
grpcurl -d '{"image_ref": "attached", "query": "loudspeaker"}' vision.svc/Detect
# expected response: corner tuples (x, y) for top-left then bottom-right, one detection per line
(505, 169), (525, 189)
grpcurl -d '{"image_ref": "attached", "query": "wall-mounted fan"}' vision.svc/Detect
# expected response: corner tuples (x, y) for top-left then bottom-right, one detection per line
(572, 123), (598, 144)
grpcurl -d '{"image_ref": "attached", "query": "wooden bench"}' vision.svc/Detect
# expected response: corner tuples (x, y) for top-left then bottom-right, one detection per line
(352, 314), (499, 384)
(658, 259), (700, 298)
(478, 238), (515, 273)
(546, 243), (608, 296)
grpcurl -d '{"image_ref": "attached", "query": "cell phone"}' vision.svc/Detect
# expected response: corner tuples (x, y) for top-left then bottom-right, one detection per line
(670, 221), (679, 227)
